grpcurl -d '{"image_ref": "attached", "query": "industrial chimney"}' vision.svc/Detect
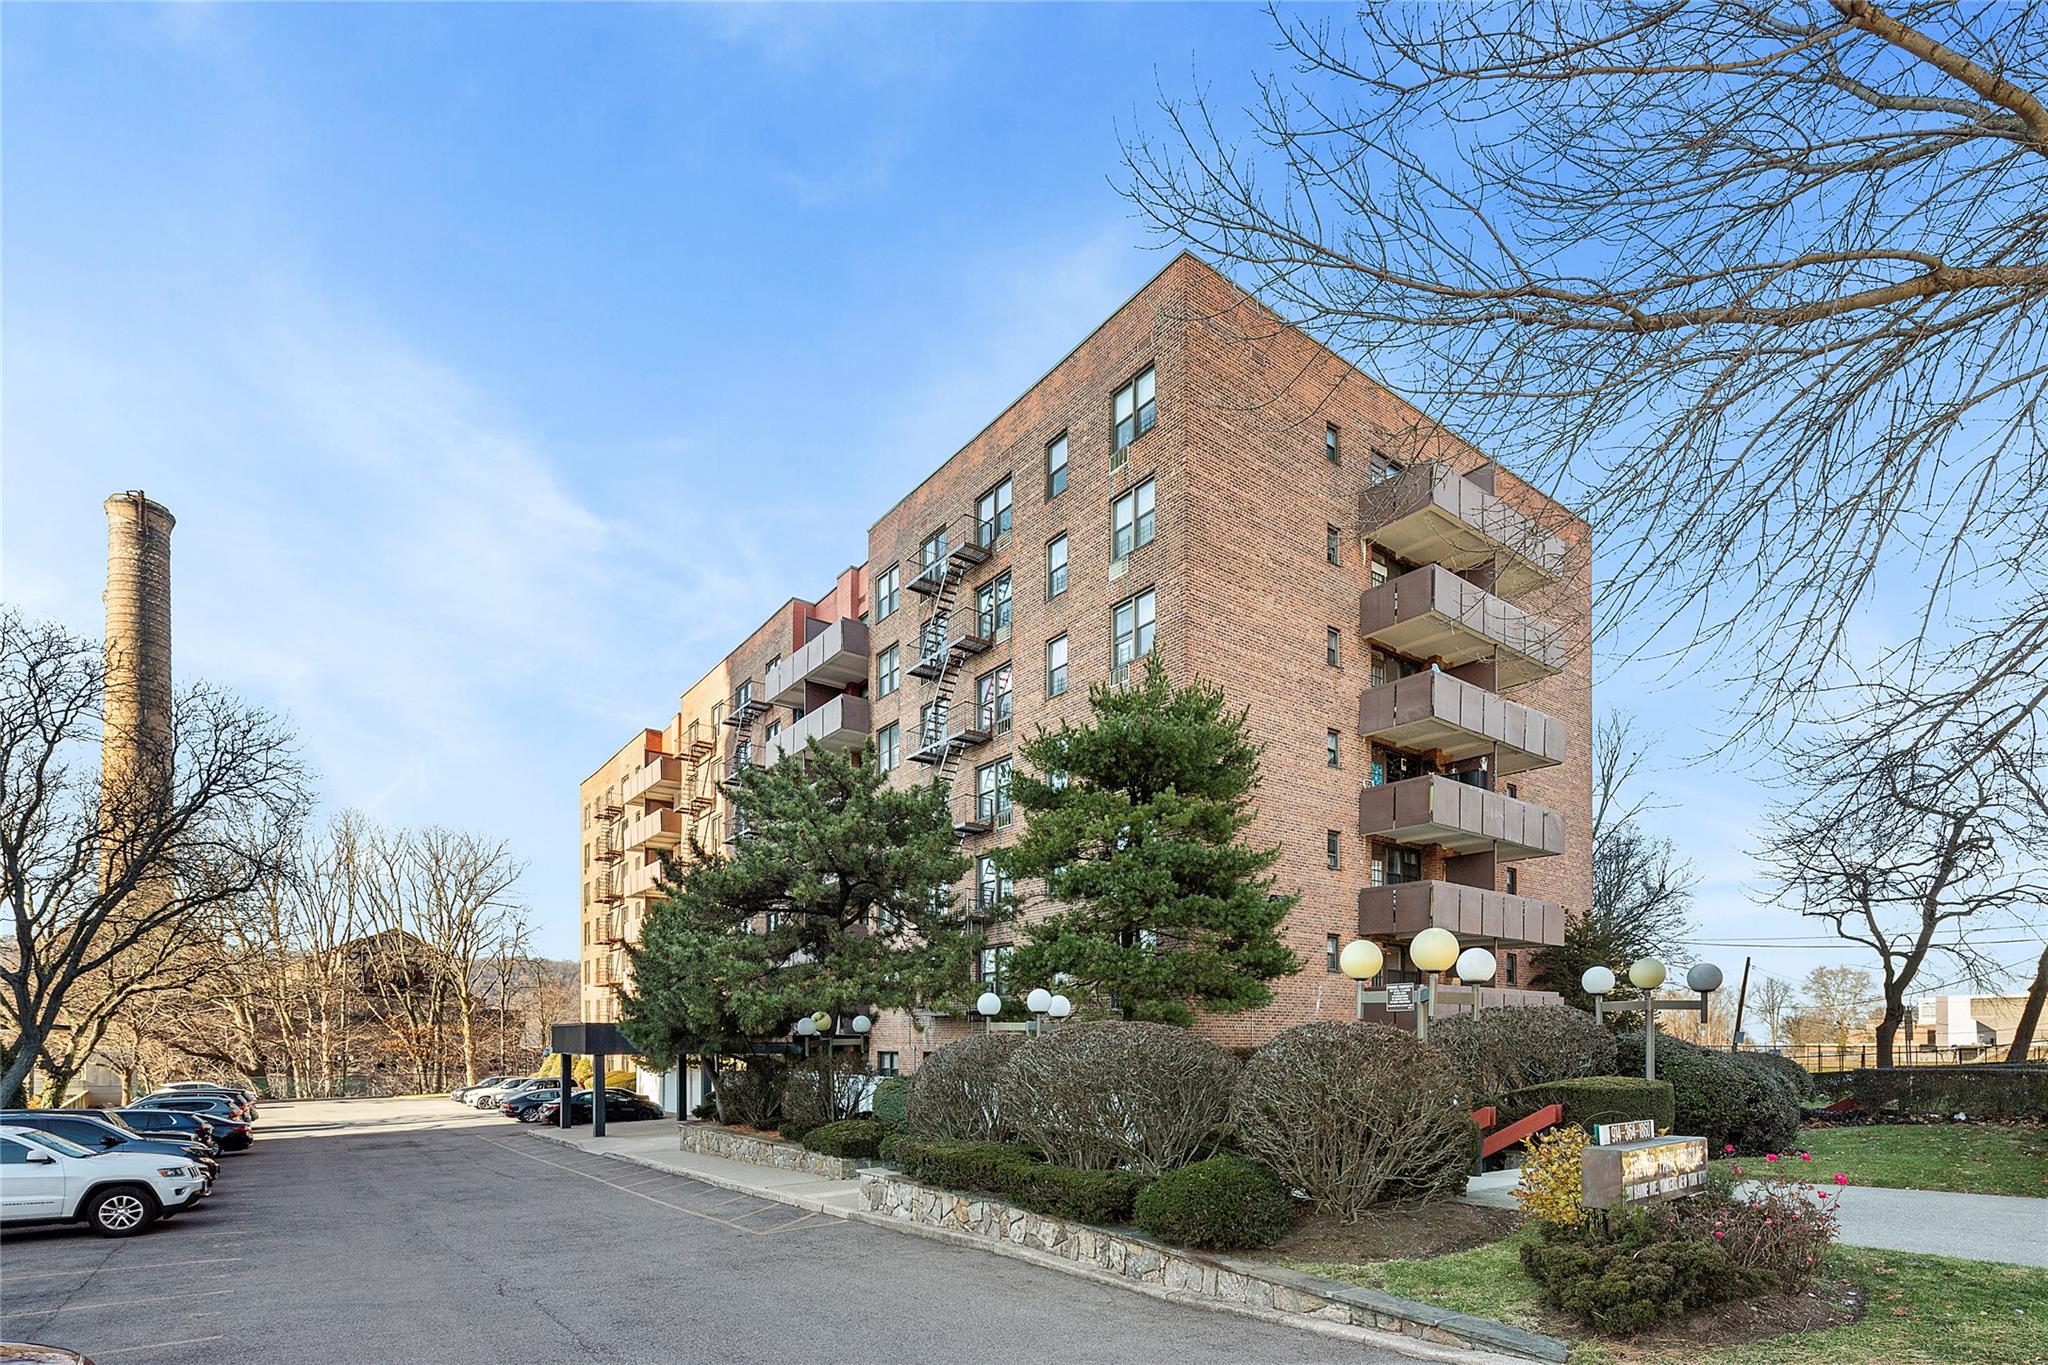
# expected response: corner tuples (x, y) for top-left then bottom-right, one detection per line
(101, 492), (175, 856)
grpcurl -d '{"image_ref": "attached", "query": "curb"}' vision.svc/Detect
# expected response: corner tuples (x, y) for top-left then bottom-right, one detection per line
(530, 1129), (1549, 1364)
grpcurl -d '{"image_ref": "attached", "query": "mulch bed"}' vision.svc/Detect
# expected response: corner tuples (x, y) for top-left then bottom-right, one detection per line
(1266, 1200), (1520, 1263)
(1561, 1274), (1864, 1358)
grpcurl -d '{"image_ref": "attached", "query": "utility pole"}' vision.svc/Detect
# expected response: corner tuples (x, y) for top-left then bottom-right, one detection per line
(1729, 957), (1753, 1053)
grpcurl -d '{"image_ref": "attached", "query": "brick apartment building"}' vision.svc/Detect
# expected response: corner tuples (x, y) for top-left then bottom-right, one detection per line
(579, 253), (1591, 1101)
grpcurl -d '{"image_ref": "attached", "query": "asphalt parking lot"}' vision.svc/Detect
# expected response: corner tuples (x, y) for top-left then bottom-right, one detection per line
(0, 1096), (1422, 1365)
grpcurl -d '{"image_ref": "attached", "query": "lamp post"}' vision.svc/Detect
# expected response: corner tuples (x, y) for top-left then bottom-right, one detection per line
(1409, 927), (1461, 1042)
(975, 991), (1002, 1036)
(1047, 994), (1072, 1029)
(1581, 966), (1617, 1024)
(1595, 959), (1725, 1080)
(1025, 988), (1053, 1034)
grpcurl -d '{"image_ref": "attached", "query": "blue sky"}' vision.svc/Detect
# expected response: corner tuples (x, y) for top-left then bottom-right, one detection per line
(3, 3), (1978, 1004)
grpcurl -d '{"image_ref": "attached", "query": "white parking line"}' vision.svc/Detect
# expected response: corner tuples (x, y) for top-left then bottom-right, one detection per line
(0, 1288), (235, 1320)
(0, 1256), (246, 1285)
(478, 1136), (808, 1237)
(95, 1336), (228, 1357)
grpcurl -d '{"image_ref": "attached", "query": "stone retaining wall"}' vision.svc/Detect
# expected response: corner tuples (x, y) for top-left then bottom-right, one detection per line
(678, 1123), (860, 1180)
(857, 1171), (1566, 1363)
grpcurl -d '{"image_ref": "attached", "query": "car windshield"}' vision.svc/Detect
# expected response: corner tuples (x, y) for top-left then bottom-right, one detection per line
(90, 1111), (142, 1134)
(12, 1127), (96, 1158)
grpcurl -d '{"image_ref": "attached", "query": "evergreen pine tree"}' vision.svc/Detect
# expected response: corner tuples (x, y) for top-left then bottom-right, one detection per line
(998, 657), (1299, 1025)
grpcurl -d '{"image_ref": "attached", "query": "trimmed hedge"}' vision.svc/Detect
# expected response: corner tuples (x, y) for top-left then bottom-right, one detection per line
(1731, 1050), (1814, 1104)
(870, 1076), (910, 1130)
(1614, 1032), (1798, 1155)
(800, 1118), (891, 1159)
(1432, 1005), (1617, 1095)
(1520, 1212), (1769, 1335)
(1133, 1154), (1294, 1250)
(1842, 1065), (2048, 1121)
(1496, 1077), (1675, 1136)
(885, 1136), (1152, 1224)
(775, 1118), (816, 1143)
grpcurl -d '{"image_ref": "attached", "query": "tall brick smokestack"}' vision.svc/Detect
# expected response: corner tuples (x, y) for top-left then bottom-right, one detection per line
(101, 492), (175, 888)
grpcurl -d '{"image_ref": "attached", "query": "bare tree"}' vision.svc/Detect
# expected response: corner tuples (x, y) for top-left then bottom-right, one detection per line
(1793, 966), (1881, 1055)
(1124, 3), (2048, 755)
(2008, 941), (2048, 1062)
(1750, 975), (1798, 1048)
(410, 826), (527, 1086)
(0, 611), (311, 1106)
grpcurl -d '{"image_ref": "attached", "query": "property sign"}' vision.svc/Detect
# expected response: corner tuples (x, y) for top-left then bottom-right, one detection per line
(1383, 982), (1416, 1013)
(1580, 1136), (1709, 1208)
(1593, 1119), (1656, 1145)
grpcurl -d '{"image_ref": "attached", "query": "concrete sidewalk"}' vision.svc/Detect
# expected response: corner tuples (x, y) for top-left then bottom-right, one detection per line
(529, 1121), (870, 1216)
(1464, 1169), (2048, 1267)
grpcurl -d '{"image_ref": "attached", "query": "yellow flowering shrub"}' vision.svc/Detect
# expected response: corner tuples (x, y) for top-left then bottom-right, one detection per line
(1514, 1123), (1592, 1228)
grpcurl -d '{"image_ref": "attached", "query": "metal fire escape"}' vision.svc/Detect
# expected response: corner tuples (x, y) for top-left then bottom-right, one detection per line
(720, 680), (770, 844)
(905, 521), (996, 821)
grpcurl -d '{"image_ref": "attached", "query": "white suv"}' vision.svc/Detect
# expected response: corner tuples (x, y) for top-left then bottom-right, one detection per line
(0, 1124), (206, 1236)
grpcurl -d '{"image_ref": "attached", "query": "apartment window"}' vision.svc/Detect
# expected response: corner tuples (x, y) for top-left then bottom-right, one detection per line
(1046, 433), (1069, 499)
(875, 564), (901, 621)
(1505, 866), (1519, 895)
(1112, 365), (1157, 463)
(1326, 424), (1341, 464)
(1111, 588), (1156, 681)
(1326, 831), (1341, 869)
(875, 1051), (901, 1078)
(1326, 627), (1343, 667)
(1048, 768), (1069, 791)
(1371, 648), (1421, 689)
(1505, 953), (1518, 986)
(1046, 634), (1069, 697)
(919, 528), (949, 578)
(918, 611), (950, 668)
(1112, 478), (1155, 561)
(1327, 730), (1341, 768)
(977, 476), (1014, 548)
(1506, 781), (1519, 800)
(734, 679), (754, 709)
(876, 644), (900, 698)
(1325, 934), (1341, 973)
(582, 803), (591, 829)
(976, 756), (1014, 826)
(764, 719), (781, 744)
(876, 722), (901, 772)
(1046, 534), (1068, 599)
(1372, 845), (1423, 886)
(919, 700), (947, 749)
(978, 943), (1013, 988)
(976, 855), (1011, 913)
(976, 665), (1013, 736)
(977, 572), (1012, 641)
(1371, 448), (1404, 482)
(1327, 524), (1342, 566)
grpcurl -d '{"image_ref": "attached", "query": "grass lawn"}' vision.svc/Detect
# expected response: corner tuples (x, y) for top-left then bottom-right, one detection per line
(1289, 1240), (2048, 1364)
(1781, 1125), (2048, 1198)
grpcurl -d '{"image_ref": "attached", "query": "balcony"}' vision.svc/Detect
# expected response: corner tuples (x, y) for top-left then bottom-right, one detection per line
(623, 807), (684, 853)
(1357, 879), (1566, 949)
(595, 785), (624, 818)
(593, 912), (626, 946)
(764, 617), (871, 707)
(724, 686), (770, 727)
(764, 693), (873, 764)
(1358, 462), (1567, 598)
(1359, 773), (1564, 862)
(593, 826), (623, 863)
(1358, 670), (1565, 774)
(624, 755), (684, 805)
(679, 720), (717, 762)
(1360, 565), (1565, 687)
(621, 859), (668, 901)
(593, 870), (621, 905)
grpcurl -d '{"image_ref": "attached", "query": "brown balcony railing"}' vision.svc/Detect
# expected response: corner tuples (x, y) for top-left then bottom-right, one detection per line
(1357, 879), (1566, 948)
(621, 859), (667, 901)
(1358, 670), (1566, 774)
(764, 693), (873, 764)
(1359, 565), (1565, 687)
(1359, 773), (1564, 862)
(624, 756), (684, 806)
(623, 807), (684, 853)
(764, 617), (871, 707)
(1358, 462), (1568, 598)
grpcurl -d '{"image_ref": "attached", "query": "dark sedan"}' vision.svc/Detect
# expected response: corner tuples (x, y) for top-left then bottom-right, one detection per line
(532, 1090), (664, 1126)
(109, 1106), (219, 1151)
(124, 1097), (254, 1150)
(0, 1110), (219, 1186)
(498, 1087), (563, 1121)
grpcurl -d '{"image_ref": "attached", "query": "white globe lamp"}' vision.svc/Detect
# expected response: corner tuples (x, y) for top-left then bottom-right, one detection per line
(1581, 966), (1616, 997)
(793, 1016), (817, 1037)
(1409, 927), (1460, 975)
(1628, 958), (1667, 991)
(851, 1014), (872, 1035)
(1048, 994), (1072, 1019)
(1337, 939), (1384, 981)
(1686, 963), (1724, 993)
(1454, 947), (1497, 985)
(975, 991), (1002, 1018)
(1026, 987), (1053, 1014)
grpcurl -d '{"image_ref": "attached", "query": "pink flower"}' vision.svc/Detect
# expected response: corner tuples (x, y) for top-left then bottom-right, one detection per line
(1816, 1191), (1828, 1200)
(1799, 1152), (1813, 1161)
(1724, 1144), (1736, 1153)
(1733, 1165), (1744, 1176)
(1713, 1229), (1725, 1239)
(1833, 1173), (1850, 1186)
(1765, 1153), (1780, 1163)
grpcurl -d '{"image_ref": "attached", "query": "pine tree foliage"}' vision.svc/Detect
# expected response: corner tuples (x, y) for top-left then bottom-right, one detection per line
(621, 742), (982, 1061)
(997, 658), (1299, 1026)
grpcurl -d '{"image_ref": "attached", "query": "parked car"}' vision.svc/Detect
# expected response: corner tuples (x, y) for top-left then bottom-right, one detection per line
(470, 1076), (551, 1109)
(124, 1096), (256, 1147)
(0, 1112), (218, 1186)
(532, 1089), (663, 1127)
(108, 1108), (218, 1152)
(142, 1086), (258, 1121)
(452, 1075), (515, 1103)
(498, 1087), (562, 1122)
(0, 1124), (206, 1236)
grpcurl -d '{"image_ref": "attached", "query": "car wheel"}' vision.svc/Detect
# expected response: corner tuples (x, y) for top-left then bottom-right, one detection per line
(85, 1185), (157, 1237)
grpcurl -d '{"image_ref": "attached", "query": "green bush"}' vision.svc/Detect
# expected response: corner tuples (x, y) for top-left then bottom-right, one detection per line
(1841, 1065), (2048, 1121)
(887, 1136), (1152, 1224)
(775, 1118), (816, 1143)
(907, 1034), (1022, 1140)
(1132, 1155), (1293, 1250)
(800, 1118), (891, 1159)
(689, 1095), (718, 1121)
(870, 1076), (910, 1130)
(998, 1021), (1240, 1174)
(1496, 1077), (1675, 1136)
(1732, 1051), (1815, 1102)
(1614, 1032), (1798, 1155)
(1519, 1212), (1770, 1335)
(1431, 1004), (1617, 1095)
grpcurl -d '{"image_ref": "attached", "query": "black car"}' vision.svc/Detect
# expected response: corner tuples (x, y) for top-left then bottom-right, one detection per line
(123, 1097), (254, 1151)
(498, 1087), (562, 1121)
(109, 1107), (218, 1151)
(0, 1111), (219, 1184)
(540, 1089), (664, 1126)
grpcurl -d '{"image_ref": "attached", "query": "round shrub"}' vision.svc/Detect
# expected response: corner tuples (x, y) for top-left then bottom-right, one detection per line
(870, 1075), (910, 1130)
(1133, 1154), (1293, 1250)
(1232, 1021), (1473, 1221)
(907, 1033), (1023, 1140)
(999, 1021), (1239, 1174)
(1430, 1004), (1616, 1096)
(1614, 1032), (1798, 1155)
(1731, 1050), (1815, 1103)
(800, 1118), (890, 1159)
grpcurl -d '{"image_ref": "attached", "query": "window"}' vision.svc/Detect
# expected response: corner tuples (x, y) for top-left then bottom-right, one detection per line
(1372, 845), (1422, 885)
(1325, 934), (1341, 973)
(1111, 588), (1156, 681)
(1327, 730), (1341, 768)
(1505, 953), (1518, 986)
(765, 653), (780, 678)
(875, 1051), (900, 1078)
(874, 564), (900, 621)
(977, 477), (1013, 548)
(977, 572), (1012, 641)
(1506, 781), (1519, 800)
(1046, 534), (1068, 599)
(1327, 524), (1342, 566)
(919, 700), (947, 749)
(1046, 433), (1069, 499)
(977, 756), (1014, 826)
(978, 943), (1013, 988)
(918, 611), (950, 668)
(1112, 478), (1155, 560)
(1048, 768), (1069, 791)
(976, 665), (1013, 736)
(1326, 830), (1341, 869)
(1371, 648), (1421, 689)
(1505, 866), (1519, 895)
(876, 722), (901, 772)
(976, 855), (1011, 912)
(1112, 366), (1156, 462)
(1327, 627), (1342, 667)
(1372, 448), (1404, 481)
(1046, 634), (1069, 697)
(876, 644), (900, 698)
(1326, 424), (1341, 464)
(734, 679), (754, 709)
(918, 528), (949, 582)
